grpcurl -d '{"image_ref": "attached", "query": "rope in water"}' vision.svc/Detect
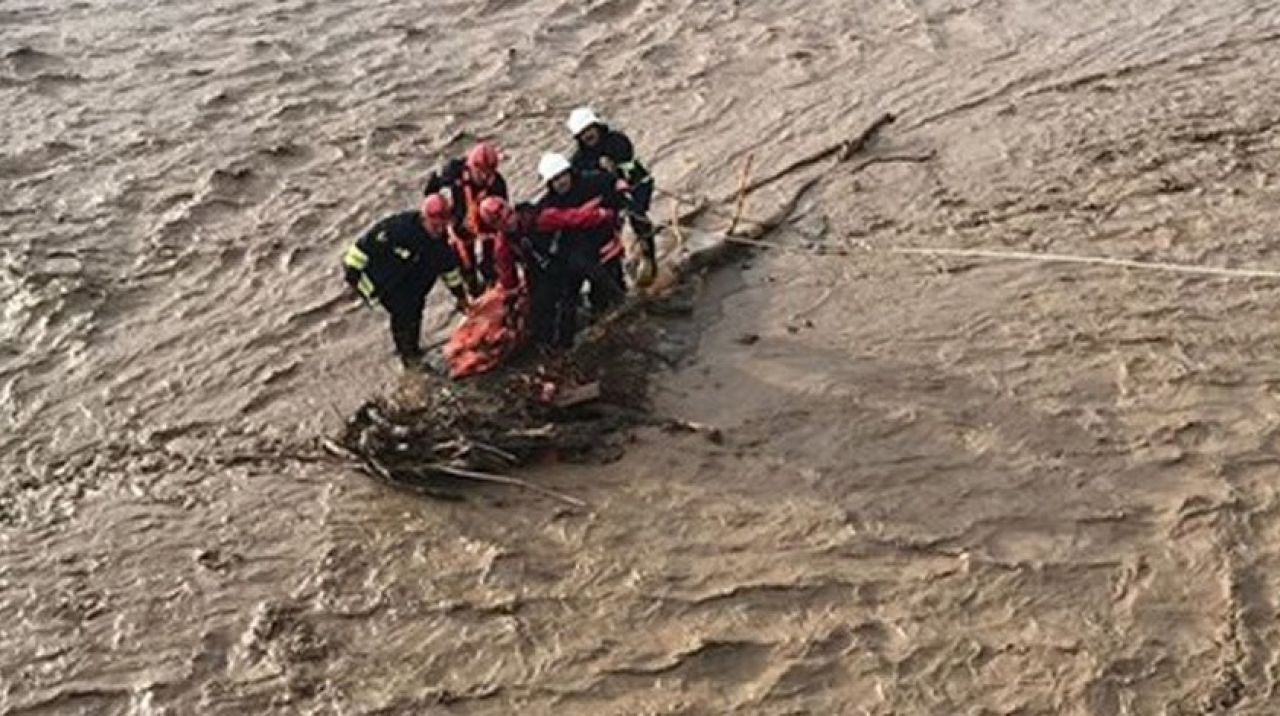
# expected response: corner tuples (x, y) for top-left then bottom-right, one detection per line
(637, 208), (1280, 282)
(884, 246), (1280, 281)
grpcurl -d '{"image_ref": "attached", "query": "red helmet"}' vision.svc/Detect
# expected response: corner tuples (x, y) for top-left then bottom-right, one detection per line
(465, 142), (500, 176)
(422, 193), (452, 222)
(477, 196), (512, 231)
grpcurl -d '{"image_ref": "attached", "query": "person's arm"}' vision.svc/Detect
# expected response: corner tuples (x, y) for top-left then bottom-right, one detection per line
(451, 186), (472, 232)
(433, 240), (471, 311)
(342, 252), (368, 300)
(441, 270), (470, 312)
(535, 201), (616, 232)
(605, 132), (650, 188)
(607, 131), (635, 163)
(422, 171), (443, 196)
(590, 171), (633, 214)
(440, 158), (466, 184)
(423, 158), (465, 196)
(493, 234), (520, 291)
(342, 218), (390, 299)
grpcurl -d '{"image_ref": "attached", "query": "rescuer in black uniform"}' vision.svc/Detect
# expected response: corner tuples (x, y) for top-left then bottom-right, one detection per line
(341, 194), (471, 367)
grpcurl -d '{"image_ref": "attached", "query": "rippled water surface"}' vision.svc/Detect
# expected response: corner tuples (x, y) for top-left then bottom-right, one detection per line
(4, 0), (1280, 713)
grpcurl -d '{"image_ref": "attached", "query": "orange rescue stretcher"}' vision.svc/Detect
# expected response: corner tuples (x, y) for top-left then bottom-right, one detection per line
(444, 282), (528, 379)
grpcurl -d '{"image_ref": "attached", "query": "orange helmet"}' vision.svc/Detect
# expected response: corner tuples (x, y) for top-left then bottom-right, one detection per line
(465, 142), (500, 176)
(477, 196), (512, 231)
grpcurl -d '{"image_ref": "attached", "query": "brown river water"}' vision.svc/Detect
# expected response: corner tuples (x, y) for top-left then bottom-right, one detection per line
(5, 0), (1280, 713)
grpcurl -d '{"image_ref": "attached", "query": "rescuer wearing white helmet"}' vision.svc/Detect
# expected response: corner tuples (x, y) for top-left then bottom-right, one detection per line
(566, 107), (657, 286)
(538, 151), (574, 194)
(532, 151), (630, 347)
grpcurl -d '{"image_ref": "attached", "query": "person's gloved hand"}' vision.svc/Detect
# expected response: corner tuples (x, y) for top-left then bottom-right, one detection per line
(343, 267), (366, 300)
(594, 207), (617, 225)
(451, 290), (472, 314)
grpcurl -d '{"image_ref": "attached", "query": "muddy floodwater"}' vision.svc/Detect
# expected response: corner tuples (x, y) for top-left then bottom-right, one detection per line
(5, 0), (1280, 713)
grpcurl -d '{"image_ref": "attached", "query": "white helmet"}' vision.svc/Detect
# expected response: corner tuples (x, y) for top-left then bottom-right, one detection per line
(537, 152), (572, 183)
(567, 106), (602, 136)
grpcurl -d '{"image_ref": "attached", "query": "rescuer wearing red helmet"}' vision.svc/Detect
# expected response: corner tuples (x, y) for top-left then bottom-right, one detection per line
(475, 190), (623, 348)
(423, 141), (510, 295)
(341, 194), (471, 368)
(474, 195), (522, 292)
(473, 195), (621, 294)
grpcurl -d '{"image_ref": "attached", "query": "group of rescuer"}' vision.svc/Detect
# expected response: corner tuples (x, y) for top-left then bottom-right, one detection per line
(341, 107), (655, 375)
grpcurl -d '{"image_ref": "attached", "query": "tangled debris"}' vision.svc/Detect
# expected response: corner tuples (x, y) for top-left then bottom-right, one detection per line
(326, 316), (663, 508)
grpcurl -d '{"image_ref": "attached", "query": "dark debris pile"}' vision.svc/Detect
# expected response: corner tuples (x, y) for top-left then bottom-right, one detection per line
(332, 315), (663, 500)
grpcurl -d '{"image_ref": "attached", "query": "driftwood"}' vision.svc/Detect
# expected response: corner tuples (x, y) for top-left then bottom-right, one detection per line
(666, 197), (689, 260)
(656, 188), (827, 242)
(553, 381), (601, 408)
(739, 112), (895, 197)
(656, 111), (900, 248)
(415, 463), (587, 509)
(664, 418), (724, 444)
(675, 175), (825, 279)
(726, 154), (755, 237)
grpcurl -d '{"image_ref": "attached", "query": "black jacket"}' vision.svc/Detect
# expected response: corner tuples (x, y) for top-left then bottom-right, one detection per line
(571, 127), (651, 187)
(346, 211), (463, 299)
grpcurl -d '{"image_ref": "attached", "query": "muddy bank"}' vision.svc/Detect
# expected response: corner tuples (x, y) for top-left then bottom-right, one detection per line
(7, 0), (1280, 713)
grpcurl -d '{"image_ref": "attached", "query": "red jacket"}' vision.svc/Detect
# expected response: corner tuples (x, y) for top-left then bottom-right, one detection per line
(484, 205), (617, 289)
(485, 231), (521, 291)
(534, 199), (617, 233)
